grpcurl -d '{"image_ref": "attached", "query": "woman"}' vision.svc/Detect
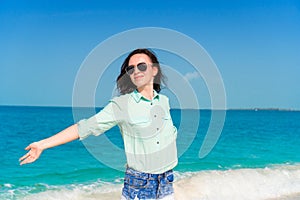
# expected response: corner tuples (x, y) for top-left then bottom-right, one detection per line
(19, 48), (178, 200)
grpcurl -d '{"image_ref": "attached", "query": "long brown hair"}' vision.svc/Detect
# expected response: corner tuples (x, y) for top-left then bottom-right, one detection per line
(116, 48), (165, 95)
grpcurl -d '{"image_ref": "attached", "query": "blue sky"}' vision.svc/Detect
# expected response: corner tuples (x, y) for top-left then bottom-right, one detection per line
(1, 0), (299, 109)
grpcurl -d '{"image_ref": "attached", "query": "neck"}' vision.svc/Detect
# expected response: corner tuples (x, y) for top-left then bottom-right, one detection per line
(137, 85), (154, 100)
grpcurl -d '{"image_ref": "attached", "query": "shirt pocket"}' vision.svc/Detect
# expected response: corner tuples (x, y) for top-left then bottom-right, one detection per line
(162, 116), (177, 134)
(125, 117), (154, 138)
(128, 117), (151, 126)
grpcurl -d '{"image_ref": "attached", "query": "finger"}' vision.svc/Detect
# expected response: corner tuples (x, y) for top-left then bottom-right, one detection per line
(20, 158), (30, 165)
(20, 155), (34, 165)
(20, 158), (27, 165)
(25, 145), (32, 150)
(19, 152), (30, 162)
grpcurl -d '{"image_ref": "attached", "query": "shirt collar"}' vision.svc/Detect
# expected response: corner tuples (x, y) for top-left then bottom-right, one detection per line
(131, 89), (159, 103)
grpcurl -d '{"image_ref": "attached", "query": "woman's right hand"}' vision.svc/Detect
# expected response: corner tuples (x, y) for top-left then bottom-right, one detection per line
(19, 142), (44, 165)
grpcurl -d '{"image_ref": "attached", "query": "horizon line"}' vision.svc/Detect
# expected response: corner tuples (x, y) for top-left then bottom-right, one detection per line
(0, 104), (299, 111)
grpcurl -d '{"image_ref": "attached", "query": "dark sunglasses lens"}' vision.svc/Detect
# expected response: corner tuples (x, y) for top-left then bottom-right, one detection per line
(137, 63), (147, 72)
(126, 66), (134, 75)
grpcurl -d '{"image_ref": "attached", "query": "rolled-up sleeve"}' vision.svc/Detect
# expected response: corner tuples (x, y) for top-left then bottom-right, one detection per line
(77, 101), (120, 140)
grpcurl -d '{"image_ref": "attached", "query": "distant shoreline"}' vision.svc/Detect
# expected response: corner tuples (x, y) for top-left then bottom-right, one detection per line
(0, 105), (299, 111)
(227, 108), (299, 112)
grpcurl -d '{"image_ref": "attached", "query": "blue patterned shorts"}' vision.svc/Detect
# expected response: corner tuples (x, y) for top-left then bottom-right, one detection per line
(121, 167), (174, 200)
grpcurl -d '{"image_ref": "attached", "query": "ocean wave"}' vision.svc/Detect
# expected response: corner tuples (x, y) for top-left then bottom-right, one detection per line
(2, 164), (300, 200)
(1, 181), (122, 200)
(174, 164), (300, 200)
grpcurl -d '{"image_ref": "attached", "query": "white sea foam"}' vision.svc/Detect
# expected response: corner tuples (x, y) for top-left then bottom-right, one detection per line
(4, 183), (13, 188)
(174, 164), (300, 200)
(20, 181), (122, 200)
(4, 164), (300, 200)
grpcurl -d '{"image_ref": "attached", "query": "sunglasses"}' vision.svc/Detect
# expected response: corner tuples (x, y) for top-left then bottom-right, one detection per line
(125, 62), (149, 75)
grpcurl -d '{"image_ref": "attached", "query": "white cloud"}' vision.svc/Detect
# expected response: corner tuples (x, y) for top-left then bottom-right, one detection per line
(184, 71), (201, 81)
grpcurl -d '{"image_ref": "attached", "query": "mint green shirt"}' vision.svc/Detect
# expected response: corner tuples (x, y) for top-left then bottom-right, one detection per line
(77, 90), (178, 174)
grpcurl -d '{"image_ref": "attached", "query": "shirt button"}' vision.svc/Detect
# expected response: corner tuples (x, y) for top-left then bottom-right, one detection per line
(157, 141), (159, 144)
(156, 128), (159, 131)
(150, 103), (153, 105)
(154, 115), (157, 118)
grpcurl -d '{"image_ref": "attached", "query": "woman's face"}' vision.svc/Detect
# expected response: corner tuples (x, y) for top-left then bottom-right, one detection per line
(128, 53), (158, 90)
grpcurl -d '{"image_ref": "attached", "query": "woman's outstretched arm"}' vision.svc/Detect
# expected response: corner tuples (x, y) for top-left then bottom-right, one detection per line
(19, 124), (79, 165)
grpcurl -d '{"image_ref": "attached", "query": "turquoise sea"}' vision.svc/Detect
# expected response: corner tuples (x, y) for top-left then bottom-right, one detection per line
(1, 106), (300, 200)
